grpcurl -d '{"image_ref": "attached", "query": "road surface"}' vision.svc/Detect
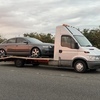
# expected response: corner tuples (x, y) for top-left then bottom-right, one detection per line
(0, 62), (100, 100)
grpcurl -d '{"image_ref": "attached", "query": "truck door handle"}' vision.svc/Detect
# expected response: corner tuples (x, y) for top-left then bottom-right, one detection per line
(59, 50), (62, 53)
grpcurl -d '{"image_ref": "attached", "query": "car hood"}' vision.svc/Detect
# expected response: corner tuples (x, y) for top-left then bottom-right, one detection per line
(42, 43), (54, 46)
(30, 42), (54, 46)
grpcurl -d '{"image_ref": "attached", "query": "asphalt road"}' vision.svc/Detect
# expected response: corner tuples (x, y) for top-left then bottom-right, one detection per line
(0, 62), (100, 100)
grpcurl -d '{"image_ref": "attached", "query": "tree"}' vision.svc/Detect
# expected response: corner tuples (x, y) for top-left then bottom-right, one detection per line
(82, 26), (100, 48)
(0, 35), (6, 43)
(24, 32), (54, 43)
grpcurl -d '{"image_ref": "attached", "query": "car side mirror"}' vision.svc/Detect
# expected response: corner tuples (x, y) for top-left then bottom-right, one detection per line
(75, 42), (79, 49)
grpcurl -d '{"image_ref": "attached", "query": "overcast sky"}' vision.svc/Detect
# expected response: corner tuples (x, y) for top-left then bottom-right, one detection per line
(0, 0), (100, 38)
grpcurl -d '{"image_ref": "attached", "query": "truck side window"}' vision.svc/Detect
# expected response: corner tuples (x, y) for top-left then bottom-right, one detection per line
(61, 35), (75, 49)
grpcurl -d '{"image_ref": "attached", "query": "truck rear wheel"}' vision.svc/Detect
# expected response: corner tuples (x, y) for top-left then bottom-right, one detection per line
(74, 60), (87, 73)
(14, 59), (24, 67)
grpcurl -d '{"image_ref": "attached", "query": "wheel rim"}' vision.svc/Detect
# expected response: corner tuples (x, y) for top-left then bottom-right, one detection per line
(0, 49), (6, 57)
(31, 48), (40, 57)
(16, 60), (22, 66)
(76, 63), (84, 72)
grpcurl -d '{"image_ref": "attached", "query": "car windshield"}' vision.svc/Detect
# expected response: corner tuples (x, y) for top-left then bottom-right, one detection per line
(74, 35), (92, 47)
(26, 37), (43, 44)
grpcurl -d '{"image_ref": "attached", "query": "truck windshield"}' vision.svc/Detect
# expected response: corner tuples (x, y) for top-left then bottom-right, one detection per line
(67, 27), (92, 47)
(74, 35), (92, 47)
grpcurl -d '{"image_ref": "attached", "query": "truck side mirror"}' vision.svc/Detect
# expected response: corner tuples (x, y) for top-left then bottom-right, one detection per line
(75, 43), (79, 49)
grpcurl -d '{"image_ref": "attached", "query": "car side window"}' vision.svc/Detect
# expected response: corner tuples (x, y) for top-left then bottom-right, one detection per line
(7, 38), (16, 43)
(17, 38), (27, 43)
(61, 35), (75, 49)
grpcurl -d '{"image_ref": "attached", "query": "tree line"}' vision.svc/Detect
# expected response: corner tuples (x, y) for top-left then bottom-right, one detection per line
(24, 32), (54, 43)
(82, 26), (100, 48)
(0, 26), (100, 48)
(0, 35), (6, 43)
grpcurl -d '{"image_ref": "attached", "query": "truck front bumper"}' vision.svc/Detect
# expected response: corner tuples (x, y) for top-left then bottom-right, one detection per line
(87, 61), (100, 69)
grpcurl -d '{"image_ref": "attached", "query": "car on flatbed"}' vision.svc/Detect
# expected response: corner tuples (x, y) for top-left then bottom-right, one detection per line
(0, 37), (54, 58)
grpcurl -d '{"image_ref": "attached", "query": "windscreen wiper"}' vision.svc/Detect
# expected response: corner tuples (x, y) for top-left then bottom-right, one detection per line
(86, 45), (92, 47)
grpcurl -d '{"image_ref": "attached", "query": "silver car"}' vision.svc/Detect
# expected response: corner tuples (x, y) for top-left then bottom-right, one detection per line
(0, 37), (54, 58)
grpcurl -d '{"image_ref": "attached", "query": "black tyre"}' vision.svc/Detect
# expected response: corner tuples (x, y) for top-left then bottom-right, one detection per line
(14, 59), (24, 67)
(31, 48), (41, 58)
(0, 49), (6, 57)
(74, 60), (87, 73)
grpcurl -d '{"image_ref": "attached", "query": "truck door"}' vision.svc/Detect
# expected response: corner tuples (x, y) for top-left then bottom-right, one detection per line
(59, 35), (78, 66)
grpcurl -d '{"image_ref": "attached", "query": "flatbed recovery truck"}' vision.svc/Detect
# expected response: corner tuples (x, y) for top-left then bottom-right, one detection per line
(0, 24), (100, 73)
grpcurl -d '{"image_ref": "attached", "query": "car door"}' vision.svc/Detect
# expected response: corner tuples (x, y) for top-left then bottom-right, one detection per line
(5, 38), (17, 55)
(15, 38), (30, 56)
(59, 35), (78, 66)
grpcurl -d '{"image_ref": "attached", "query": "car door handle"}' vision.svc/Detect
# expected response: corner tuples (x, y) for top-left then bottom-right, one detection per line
(59, 50), (62, 53)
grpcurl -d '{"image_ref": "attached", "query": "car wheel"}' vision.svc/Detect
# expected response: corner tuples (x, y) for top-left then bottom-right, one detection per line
(31, 48), (41, 58)
(0, 49), (6, 57)
(74, 60), (87, 73)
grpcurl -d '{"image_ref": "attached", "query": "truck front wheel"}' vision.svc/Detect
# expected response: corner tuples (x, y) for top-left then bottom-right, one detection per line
(74, 60), (87, 73)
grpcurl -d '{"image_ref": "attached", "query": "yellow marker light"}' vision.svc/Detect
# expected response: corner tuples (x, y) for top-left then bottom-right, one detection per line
(62, 24), (70, 27)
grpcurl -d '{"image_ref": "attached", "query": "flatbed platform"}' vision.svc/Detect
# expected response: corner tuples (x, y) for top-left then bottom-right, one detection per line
(0, 56), (52, 67)
(0, 56), (50, 61)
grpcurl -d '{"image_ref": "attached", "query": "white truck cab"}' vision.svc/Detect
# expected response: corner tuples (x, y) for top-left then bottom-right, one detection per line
(54, 24), (100, 72)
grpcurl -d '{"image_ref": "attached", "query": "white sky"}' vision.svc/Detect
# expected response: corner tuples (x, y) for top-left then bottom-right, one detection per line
(0, 0), (100, 38)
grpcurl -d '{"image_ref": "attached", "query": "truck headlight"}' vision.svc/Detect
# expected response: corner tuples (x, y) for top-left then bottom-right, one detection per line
(88, 56), (100, 61)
